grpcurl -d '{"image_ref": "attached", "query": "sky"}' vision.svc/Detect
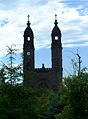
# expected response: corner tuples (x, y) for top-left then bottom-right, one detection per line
(0, 0), (88, 76)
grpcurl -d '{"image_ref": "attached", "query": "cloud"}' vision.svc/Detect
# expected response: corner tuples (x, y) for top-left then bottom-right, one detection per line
(61, 0), (88, 8)
(27, 0), (49, 6)
(62, 0), (88, 17)
(0, 0), (88, 76)
(0, 18), (8, 27)
(0, 0), (87, 58)
(0, 0), (19, 10)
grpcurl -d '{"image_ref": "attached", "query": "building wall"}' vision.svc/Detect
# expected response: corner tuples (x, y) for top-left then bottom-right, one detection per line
(23, 68), (60, 90)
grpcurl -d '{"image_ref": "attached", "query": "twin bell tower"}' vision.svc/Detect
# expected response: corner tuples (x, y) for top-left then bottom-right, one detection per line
(23, 15), (62, 90)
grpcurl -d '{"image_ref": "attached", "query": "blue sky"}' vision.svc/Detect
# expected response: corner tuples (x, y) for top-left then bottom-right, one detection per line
(0, 0), (88, 76)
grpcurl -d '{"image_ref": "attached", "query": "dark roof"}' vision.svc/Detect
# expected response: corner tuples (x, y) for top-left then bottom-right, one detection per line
(52, 20), (61, 36)
(52, 25), (61, 36)
(24, 26), (34, 37)
(24, 20), (34, 37)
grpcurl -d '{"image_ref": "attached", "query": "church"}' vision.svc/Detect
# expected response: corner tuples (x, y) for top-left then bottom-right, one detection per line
(23, 15), (62, 90)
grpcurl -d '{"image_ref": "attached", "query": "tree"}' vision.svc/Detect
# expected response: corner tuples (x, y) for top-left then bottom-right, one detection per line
(5, 44), (22, 84)
(0, 84), (47, 119)
(41, 90), (64, 119)
(0, 64), (6, 84)
(57, 72), (88, 119)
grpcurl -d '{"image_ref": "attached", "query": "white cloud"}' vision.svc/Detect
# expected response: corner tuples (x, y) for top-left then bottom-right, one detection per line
(0, 0), (87, 57)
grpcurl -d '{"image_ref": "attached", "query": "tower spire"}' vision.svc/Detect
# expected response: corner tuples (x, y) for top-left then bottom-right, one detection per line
(28, 14), (30, 21)
(54, 14), (58, 26)
(55, 14), (57, 20)
(27, 14), (30, 26)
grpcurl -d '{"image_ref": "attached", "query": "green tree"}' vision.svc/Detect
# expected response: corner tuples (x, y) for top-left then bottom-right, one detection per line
(0, 84), (45, 119)
(0, 64), (6, 84)
(41, 90), (64, 119)
(5, 44), (22, 84)
(0, 84), (50, 119)
(57, 72), (88, 119)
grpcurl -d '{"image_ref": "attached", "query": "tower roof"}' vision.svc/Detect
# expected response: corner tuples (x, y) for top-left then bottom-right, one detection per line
(52, 14), (61, 36)
(24, 15), (34, 37)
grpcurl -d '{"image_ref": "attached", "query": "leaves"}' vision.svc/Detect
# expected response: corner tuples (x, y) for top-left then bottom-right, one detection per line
(58, 74), (88, 119)
(0, 84), (42, 119)
(0, 45), (23, 84)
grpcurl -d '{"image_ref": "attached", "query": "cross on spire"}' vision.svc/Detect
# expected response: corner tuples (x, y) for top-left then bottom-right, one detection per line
(55, 14), (57, 20)
(54, 14), (58, 26)
(27, 14), (30, 26)
(27, 14), (30, 21)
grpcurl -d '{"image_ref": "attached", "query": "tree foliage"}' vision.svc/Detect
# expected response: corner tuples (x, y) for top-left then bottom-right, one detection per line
(41, 70), (88, 119)
(0, 84), (49, 119)
(0, 64), (7, 84)
(57, 72), (88, 119)
(0, 44), (23, 84)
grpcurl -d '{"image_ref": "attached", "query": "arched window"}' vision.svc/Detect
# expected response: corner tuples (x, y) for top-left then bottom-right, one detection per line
(55, 36), (58, 40)
(27, 37), (30, 41)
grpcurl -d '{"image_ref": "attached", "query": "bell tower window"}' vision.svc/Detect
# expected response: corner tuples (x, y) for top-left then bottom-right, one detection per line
(27, 37), (30, 41)
(55, 36), (58, 40)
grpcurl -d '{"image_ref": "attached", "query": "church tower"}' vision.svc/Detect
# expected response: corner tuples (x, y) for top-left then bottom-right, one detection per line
(23, 15), (62, 89)
(51, 14), (62, 80)
(23, 15), (34, 73)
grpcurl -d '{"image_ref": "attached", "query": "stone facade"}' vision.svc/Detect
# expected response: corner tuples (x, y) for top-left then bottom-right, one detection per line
(23, 15), (62, 90)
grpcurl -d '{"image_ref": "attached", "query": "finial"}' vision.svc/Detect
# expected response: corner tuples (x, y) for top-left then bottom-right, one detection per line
(42, 64), (45, 69)
(55, 14), (57, 20)
(54, 14), (58, 26)
(27, 14), (30, 26)
(27, 14), (30, 21)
